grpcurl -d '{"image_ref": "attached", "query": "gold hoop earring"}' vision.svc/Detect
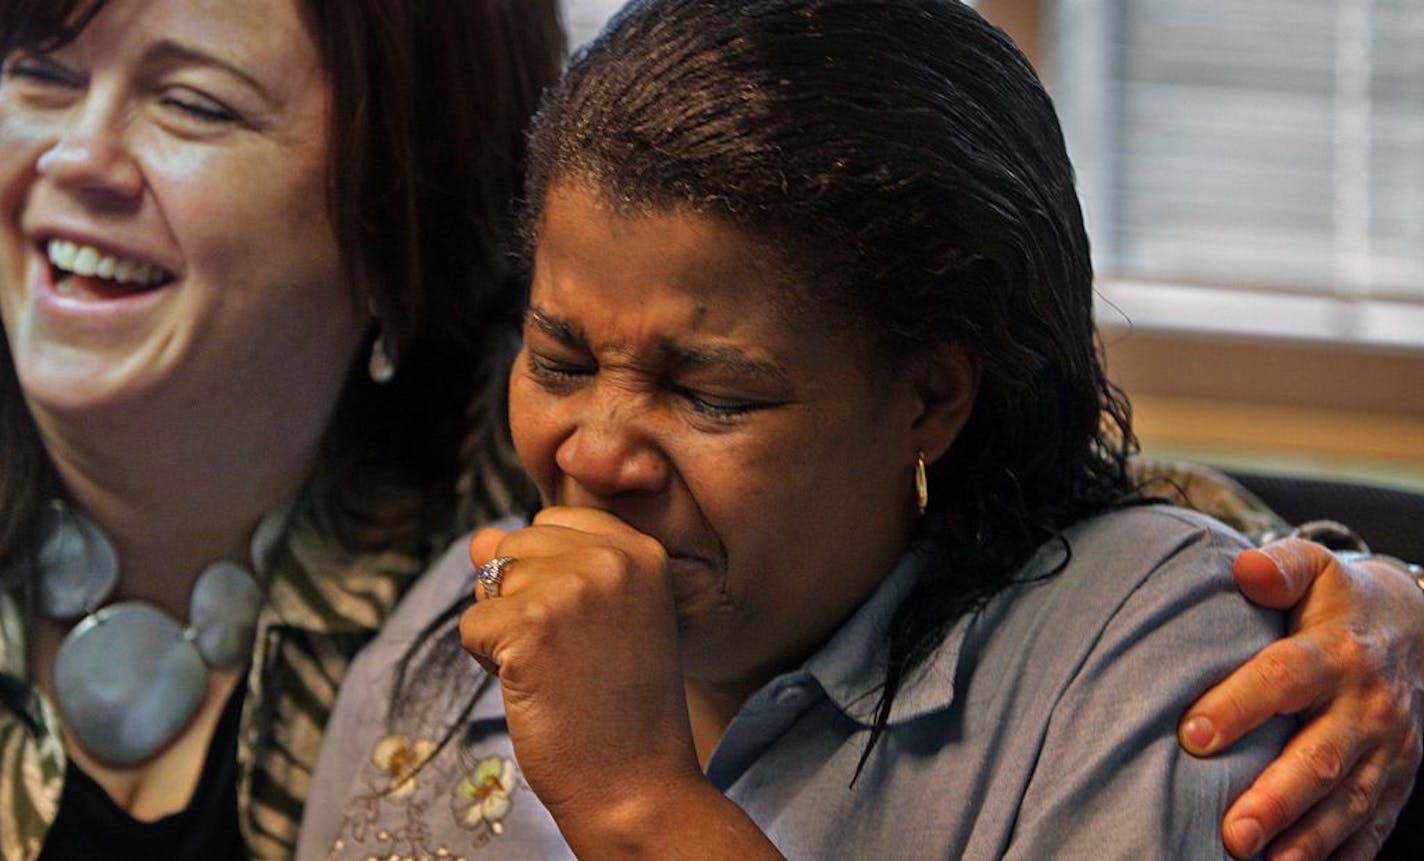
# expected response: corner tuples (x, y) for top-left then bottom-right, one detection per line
(914, 450), (928, 515)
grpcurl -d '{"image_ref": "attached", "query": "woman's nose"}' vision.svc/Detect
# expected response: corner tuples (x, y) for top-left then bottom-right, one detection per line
(35, 110), (143, 206)
(554, 411), (671, 503)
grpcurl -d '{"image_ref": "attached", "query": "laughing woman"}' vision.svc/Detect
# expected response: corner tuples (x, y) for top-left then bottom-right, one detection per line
(299, 1), (1422, 859)
(0, 1), (560, 857)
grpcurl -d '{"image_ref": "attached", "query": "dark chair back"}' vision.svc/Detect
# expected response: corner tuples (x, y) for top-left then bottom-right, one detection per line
(1224, 469), (1424, 562)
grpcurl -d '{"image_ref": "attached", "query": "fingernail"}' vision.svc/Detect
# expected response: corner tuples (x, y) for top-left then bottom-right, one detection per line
(1182, 715), (1217, 752)
(1275, 849), (1306, 861)
(1228, 817), (1264, 857)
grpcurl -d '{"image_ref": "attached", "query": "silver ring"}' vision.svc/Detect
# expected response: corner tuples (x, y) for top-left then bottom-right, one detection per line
(477, 556), (514, 599)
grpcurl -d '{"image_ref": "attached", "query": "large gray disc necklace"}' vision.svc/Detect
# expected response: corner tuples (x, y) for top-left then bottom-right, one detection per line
(37, 500), (264, 766)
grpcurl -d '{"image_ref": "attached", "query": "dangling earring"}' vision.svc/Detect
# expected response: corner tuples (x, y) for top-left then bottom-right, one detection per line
(368, 329), (398, 384)
(367, 297), (398, 384)
(914, 450), (929, 515)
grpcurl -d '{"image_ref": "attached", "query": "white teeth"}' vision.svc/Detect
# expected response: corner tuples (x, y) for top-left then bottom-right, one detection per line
(73, 246), (99, 277)
(45, 239), (169, 287)
(49, 239), (77, 271)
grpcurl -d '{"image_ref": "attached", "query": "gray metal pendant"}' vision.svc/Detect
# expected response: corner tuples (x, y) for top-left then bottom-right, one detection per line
(35, 502), (119, 619)
(35, 500), (271, 766)
(52, 602), (208, 766)
(190, 560), (264, 668)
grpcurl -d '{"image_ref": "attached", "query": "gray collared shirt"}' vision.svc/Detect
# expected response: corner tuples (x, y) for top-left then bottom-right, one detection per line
(299, 505), (1287, 860)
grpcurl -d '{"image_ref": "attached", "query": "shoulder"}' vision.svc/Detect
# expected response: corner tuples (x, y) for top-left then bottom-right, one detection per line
(298, 532), (494, 858)
(0, 581), (27, 678)
(1013, 500), (1276, 670)
(974, 504), (1277, 695)
(1008, 504), (1256, 628)
(307, 530), (481, 772)
(369, 534), (479, 650)
(959, 503), (1271, 685)
(983, 505), (1288, 856)
(1060, 502), (1251, 576)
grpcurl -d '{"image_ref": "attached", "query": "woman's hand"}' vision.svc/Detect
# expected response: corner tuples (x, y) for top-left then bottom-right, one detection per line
(1180, 539), (1424, 859)
(459, 507), (782, 857)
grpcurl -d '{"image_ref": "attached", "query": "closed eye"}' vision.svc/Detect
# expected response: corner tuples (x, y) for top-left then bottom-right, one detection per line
(160, 86), (237, 124)
(526, 350), (594, 384)
(669, 384), (775, 421)
(3, 54), (82, 91)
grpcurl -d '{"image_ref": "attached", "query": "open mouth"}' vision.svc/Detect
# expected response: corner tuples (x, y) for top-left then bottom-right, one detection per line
(45, 239), (175, 300)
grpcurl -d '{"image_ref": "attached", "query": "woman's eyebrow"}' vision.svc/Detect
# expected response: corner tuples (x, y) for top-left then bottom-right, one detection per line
(658, 341), (789, 387)
(142, 38), (278, 107)
(525, 305), (787, 385)
(525, 306), (586, 345)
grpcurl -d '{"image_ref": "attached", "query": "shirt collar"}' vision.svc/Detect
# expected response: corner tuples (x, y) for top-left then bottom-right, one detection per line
(803, 535), (971, 727)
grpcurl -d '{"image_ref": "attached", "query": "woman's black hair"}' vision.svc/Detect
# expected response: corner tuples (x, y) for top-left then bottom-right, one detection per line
(522, 0), (1137, 767)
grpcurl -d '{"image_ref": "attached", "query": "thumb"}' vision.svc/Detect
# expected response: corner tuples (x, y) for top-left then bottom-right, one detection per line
(469, 526), (511, 569)
(1233, 538), (1332, 609)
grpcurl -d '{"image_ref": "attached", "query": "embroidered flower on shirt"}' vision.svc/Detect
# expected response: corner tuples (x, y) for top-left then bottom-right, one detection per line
(454, 756), (517, 835)
(371, 734), (438, 797)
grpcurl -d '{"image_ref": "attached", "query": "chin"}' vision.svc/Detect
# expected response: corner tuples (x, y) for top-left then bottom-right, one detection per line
(13, 346), (159, 417)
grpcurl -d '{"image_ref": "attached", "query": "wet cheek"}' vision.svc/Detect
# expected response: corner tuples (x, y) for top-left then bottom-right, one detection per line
(508, 383), (563, 498)
(694, 450), (795, 554)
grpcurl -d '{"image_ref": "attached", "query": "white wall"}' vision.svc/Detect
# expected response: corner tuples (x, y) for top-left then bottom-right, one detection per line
(561, 0), (627, 50)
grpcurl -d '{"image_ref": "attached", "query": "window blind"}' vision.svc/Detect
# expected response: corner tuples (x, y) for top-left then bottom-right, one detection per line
(1050, 0), (1424, 347)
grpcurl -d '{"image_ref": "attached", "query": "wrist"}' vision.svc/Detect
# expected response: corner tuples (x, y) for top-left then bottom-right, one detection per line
(556, 772), (775, 859)
(1291, 517), (1424, 597)
(1336, 550), (1424, 595)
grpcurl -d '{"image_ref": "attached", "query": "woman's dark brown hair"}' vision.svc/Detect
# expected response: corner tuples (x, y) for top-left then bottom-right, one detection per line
(0, 0), (561, 563)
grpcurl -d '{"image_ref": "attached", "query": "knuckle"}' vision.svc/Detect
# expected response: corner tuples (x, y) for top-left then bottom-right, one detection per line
(1249, 787), (1294, 833)
(1401, 723), (1423, 763)
(1280, 830), (1328, 861)
(457, 609), (480, 647)
(1252, 656), (1294, 695)
(515, 596), (554, 630)
(1300, 739), (1348, 784)
(1333, 842), (1371, 861)
(1360, 826), (1388, 859)
(1359, 686), (1407, 737)
(1252, 640), (1315, 697)
(1336, 818), (1388, 861)
(632, 531), (669, 567)
(1343, 771), (1378, 820)
(1330, 631), (1381, 677)
(1373, 800), (1403, 841)
(585, 543), (634, 577)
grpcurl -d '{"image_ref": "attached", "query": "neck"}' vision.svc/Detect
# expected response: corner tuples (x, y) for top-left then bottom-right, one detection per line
(34, 408), (312, 617)
(684, 677), (766, 770)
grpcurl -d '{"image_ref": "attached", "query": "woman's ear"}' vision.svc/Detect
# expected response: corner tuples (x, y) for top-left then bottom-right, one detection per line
(911, 343), (979, 464)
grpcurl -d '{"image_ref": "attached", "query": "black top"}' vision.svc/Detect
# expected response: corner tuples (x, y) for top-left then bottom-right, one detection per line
(39, 682), (247, 861)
